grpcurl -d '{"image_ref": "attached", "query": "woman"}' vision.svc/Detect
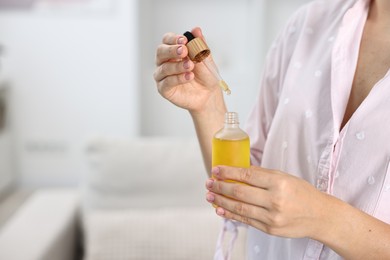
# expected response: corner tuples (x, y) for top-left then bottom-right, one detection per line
(153, 0), (390, 258)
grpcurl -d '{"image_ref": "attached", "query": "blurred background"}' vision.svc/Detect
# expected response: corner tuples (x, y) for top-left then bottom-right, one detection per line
(0, 0), (312, 259)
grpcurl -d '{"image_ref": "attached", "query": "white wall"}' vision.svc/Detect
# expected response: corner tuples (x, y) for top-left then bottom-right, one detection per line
(0, 0), (139, 187)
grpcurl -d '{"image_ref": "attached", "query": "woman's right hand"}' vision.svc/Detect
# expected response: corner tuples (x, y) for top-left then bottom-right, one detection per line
(153, 27), (224, 114)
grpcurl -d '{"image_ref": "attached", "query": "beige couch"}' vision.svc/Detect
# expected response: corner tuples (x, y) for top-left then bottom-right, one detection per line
(0, 138), (247, 260)
(81, 137), (247, 260)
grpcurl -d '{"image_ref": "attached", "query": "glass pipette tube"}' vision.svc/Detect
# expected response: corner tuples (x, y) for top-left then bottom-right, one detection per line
(202, 57), (231, 95)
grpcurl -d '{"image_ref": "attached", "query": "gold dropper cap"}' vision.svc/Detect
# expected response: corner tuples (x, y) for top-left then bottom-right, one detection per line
(184, 31), (210, 62)
(186, 37), (210, 62)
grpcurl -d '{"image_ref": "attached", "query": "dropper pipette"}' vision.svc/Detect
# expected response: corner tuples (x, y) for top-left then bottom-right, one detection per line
(202, 57), (231, 95)
(183, 31), (231, 95)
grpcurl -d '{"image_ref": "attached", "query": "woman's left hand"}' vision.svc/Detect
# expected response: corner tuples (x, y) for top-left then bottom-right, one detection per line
(205, 166), (330, 239)
(206, 166), (390, 259)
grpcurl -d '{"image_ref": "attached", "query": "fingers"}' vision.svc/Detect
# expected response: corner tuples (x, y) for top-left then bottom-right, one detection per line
(211, 166), (275, 189)
(206, 192), (270, 230)
(156, 72), (194, 96)
(153, 58), (194, 83)
(155, 44), (188, 66)
(154, 31), (195, 89)
(156, 33), (188, 66)
(191, 27), (206, 42)
(205, 178), (271, 209)
(162, 32), (187, 45)
(154, 28), (207, 98)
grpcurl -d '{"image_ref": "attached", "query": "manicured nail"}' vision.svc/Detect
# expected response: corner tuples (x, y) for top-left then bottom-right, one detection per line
(211, 167), (220, 177)
(184, 72), (191, 81)
(206, 193), (215, 202)
(177, 37), (185, 45)
(176, 46), (183, 55)
(183, 60), (190, 69)
(216, 208), (225, 216)
(206, 178), (214, 189)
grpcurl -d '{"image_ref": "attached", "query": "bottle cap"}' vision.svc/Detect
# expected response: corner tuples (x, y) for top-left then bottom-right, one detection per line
(183, 31), (210, 62)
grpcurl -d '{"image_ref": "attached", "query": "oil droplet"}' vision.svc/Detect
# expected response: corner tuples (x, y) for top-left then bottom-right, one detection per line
(219, 80), (231, 95)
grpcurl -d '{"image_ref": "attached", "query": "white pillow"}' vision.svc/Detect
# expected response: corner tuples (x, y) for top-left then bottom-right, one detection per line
(83, 208), (247, 260)
(82, 137), (208, 210)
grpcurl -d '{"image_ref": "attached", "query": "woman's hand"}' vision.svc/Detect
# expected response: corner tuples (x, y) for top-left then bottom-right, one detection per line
(205, 166), (329, 239)
(205, 166), (390, 259)
(153, 27), (223, 114)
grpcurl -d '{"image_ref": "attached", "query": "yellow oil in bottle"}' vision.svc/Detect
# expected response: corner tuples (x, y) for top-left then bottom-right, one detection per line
(212, 137), (250, 169)
(211, 112), (250, 183)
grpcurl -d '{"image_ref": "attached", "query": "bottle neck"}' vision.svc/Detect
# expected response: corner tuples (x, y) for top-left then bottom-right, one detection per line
(224, 122), (240, 128)
(224, 112), (240, 128)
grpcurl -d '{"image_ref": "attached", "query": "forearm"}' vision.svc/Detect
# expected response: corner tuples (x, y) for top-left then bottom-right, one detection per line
(313, 194), (390, 259)
(190, 90), (227, 175)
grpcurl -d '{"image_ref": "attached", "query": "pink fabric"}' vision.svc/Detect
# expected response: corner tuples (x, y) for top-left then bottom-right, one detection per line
(243, 0), (390, 259)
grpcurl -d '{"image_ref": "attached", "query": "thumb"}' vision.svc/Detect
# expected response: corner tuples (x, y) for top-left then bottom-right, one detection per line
(191, 27), (206, 42)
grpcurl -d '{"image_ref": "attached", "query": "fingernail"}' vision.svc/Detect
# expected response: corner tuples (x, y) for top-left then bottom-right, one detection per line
(211, 167), (220, 177)
(176, 46), (183, 55)
(206, 193), (215, 202)
(206, 178), (214, 189)
(183, 60), (190, 69)
(177, 37), (185, 45)
(216, 208), (225, 216)
(184, 72), (191, 81)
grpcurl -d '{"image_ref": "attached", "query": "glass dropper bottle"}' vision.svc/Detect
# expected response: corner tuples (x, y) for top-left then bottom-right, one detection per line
(212, 112), (250, 178)
(183, 31), (231, 95)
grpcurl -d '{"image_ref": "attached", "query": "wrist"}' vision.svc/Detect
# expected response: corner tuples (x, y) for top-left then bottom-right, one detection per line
(308, 192), (353, 247)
